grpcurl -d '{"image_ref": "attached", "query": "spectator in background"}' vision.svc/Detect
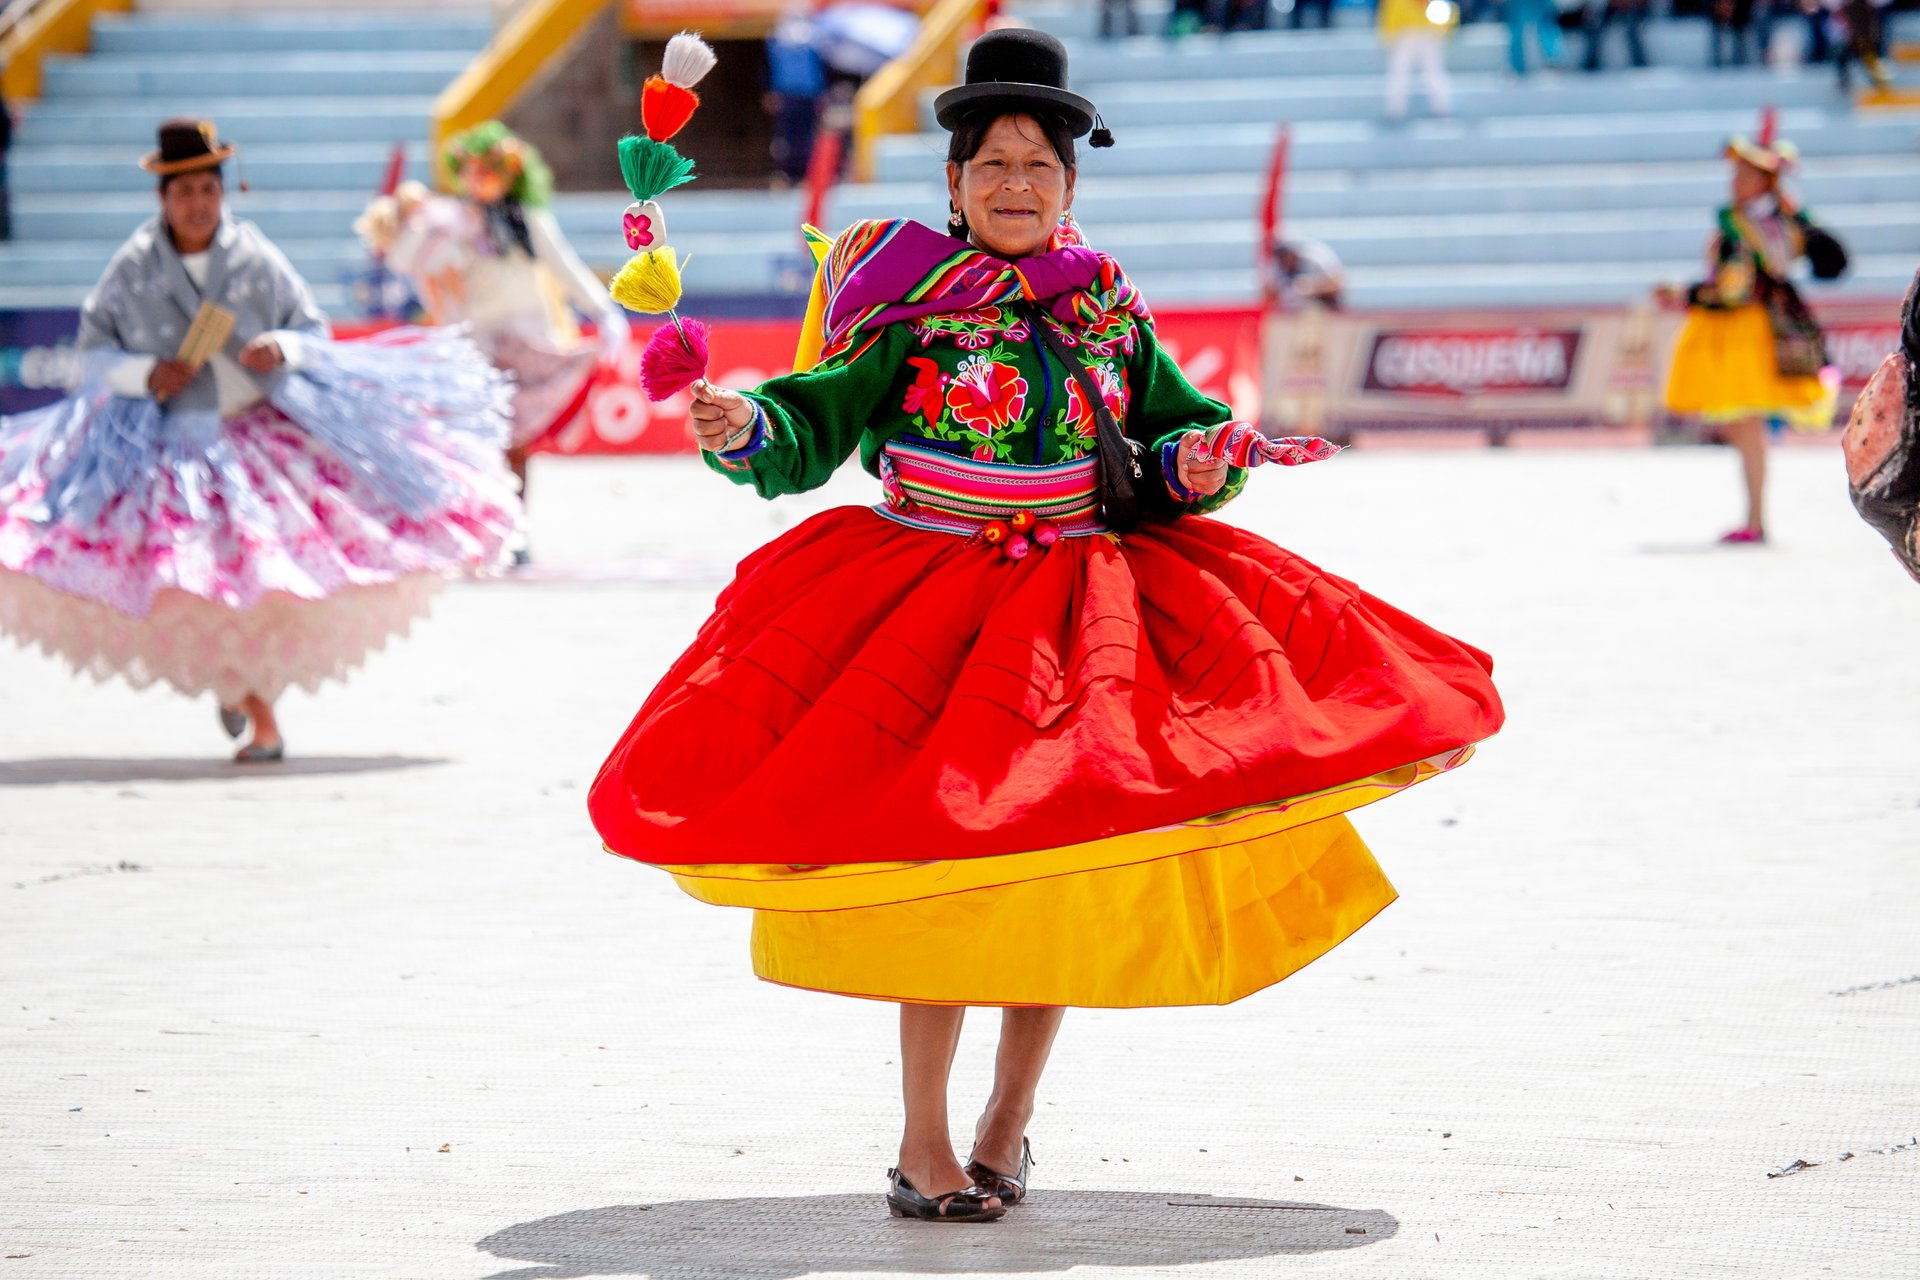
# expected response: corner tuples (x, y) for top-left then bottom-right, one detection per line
(1289, 0), (1335, 29)
(1834, 0), (1893, 90)
(766, 11), (827, 187)
(0, 84), (13, 242)
(1582, 0), (1649, 70)
(1708, 0), (1769, 66)
(1268, 238), (1346, 309)
(1505, 0), (1566, 74)
(1101, 0), (1143, 38)
(1379, 0), (1456, 121)
(1800, 0), (1831, 64)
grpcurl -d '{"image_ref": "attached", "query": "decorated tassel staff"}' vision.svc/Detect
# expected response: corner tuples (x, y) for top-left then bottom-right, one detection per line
(609, 32), (719, 402)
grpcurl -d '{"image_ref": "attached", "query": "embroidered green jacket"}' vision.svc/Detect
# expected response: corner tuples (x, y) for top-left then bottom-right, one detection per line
(708, 303), (1249, 515)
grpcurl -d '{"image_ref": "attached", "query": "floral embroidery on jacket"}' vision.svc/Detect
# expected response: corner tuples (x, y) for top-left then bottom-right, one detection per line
(1080, 312), (1140, 360)
(943, 350), (1030, 461)
(1053, 358), (1128, 454)
(908, 306), (1032, 351)
(901, 356), (947, 429)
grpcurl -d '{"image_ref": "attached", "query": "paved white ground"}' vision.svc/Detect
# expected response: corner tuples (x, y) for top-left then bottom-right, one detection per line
(3, 446), (1917, 1280)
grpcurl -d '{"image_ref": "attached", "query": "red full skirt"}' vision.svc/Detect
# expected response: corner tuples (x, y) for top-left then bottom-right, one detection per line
(588, 506), (1503, 871)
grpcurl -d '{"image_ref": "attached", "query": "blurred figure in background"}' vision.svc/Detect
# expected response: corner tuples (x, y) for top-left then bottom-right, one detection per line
(1659, 131), (1844, 544)
(1380, 0), (1457, 120)
(1841, 267), (1920, 581)
(1289, 0), (1335, 29)
(0, 83), (12, 241)
(1505, 0), (1566, 74)
(358, 124), (625, 561)
(1833, 0), (1893, 90)
(0, 119), (519, 761)
(1101, 0), (1144, 38)
(1268, 237), (1346, 310)
(1582, 0), (1650, 70)
(1709, 0), (1764, 67)
(766, 10), (827, 187)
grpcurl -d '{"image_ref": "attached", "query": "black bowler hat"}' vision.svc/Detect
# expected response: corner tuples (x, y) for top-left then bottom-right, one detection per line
(140, 118), (236, 176)
(933, 28), (1111, 147)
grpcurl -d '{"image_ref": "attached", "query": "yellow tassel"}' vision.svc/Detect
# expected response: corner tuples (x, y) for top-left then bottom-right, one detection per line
(609, 246), (683, 314)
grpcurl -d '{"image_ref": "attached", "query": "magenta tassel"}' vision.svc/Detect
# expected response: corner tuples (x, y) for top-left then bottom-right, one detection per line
(639, 316), (711, 402)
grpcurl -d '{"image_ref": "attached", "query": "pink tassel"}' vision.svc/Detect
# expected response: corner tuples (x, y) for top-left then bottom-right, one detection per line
(639, 317), (710, 401)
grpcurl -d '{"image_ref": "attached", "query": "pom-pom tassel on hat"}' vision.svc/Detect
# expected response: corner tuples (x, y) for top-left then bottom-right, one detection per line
(1089, 113), (1114, 149)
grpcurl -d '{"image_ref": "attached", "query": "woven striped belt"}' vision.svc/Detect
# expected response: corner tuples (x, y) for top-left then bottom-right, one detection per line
(874, 437), (1109, 550)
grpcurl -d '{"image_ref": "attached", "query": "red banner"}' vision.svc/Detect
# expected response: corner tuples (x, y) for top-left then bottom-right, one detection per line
(537, 307), (1266, 456)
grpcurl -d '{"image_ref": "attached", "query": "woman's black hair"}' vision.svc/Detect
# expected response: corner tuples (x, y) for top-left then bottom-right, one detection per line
(946, 109), (1075, 240)
(158, 166), (224, 193)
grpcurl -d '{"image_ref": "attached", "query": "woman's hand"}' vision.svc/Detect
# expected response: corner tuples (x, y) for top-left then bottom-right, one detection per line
(1177, 430), (1230, 498)
(238, 336), (285, 374)
(688, 380), (757, 453)
(1653, 283), (1688, 309)
(147, 359), (196, 401)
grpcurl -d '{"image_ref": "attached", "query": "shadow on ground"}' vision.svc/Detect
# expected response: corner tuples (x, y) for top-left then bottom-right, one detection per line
(0, 755), (446, 785)
(477, 1191), (1396, 1279)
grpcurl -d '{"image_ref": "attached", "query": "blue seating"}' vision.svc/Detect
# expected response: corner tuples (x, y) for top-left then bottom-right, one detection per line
(3, 6), (1918, 313)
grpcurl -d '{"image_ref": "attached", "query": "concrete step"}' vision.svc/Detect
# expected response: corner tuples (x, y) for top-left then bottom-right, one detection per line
(1118, 253), (1917, 308)
(0, 237), (374, 289)
(9, 190), (808, 246)
(1001, 67), (1854, 132)
(8, 143), (431, 195)
(832, 155), (1920, 225)
(1021, 0), (1920, 48)
(89, 12), (491, 55)
(14, 98), (438, 148)
(874, 107), (1920, 182)
(40, 52), (470, 100)
(1049, 19), (1798, 84)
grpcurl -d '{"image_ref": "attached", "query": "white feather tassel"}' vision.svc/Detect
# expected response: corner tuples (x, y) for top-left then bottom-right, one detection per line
(661, 32), (718, 89)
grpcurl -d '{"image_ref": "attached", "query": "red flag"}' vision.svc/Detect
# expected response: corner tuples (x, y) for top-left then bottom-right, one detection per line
(804, 129), (844, 239)
(379, 142), (407, 197)
(1258, 126), (1292, 307)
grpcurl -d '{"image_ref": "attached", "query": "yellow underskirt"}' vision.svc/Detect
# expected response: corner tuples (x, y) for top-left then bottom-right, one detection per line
(751, 812), (1393, 1007)
(628, 749), (1468, 1008)
(1665, 303), (1837, 431)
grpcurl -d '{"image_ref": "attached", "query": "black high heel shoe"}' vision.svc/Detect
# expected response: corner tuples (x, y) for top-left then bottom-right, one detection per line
(963, 1137), (1032, 1207)
(885, 1168), (1006, 1222)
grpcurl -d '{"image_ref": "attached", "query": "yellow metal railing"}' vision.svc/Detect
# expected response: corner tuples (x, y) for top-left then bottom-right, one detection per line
(0, 0), (133, 101)
(431, 0), (609, 185)
(851, 0), (984, 184)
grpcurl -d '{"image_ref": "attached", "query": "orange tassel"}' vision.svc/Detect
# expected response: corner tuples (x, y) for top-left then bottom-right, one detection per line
(643, 77), (700, 142)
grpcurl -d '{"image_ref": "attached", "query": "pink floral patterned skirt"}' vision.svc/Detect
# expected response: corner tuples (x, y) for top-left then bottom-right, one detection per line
(0, 400), (518, 702)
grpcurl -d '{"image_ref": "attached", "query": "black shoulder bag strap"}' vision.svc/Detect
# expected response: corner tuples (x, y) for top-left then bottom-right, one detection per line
(1021, 302), (1144, 532)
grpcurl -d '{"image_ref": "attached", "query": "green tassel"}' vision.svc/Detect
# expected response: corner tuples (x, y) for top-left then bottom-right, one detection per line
(617, 135), (695, 205)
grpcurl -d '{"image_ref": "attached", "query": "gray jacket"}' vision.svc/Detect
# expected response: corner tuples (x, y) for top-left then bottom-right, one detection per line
(78, 213), (330, 416)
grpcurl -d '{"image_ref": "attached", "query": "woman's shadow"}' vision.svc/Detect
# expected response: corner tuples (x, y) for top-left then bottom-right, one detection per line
(476, 1190), (1396, 1279)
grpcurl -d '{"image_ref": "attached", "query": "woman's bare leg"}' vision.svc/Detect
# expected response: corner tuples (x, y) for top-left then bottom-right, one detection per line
(972, 1006), (1065, 1175)
(240, 693), (280, 752)
(1724, 417), (1767, 535)
(507, 445), (530, 499)
(896, 1004), (984, 1197)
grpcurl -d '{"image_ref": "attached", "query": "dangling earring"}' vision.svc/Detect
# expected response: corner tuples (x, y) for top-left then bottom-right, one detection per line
(948, 203), (965, 235)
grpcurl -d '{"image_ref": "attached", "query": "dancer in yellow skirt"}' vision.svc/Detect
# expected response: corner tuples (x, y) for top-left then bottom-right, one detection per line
(592, 30), (1504, 1222)
(1662, 127), (1845, 544)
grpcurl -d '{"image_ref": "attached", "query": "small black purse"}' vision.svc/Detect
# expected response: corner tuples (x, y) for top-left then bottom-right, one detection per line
(1804, 224), (1849, 282)
(1023, 305), (1163, 532)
